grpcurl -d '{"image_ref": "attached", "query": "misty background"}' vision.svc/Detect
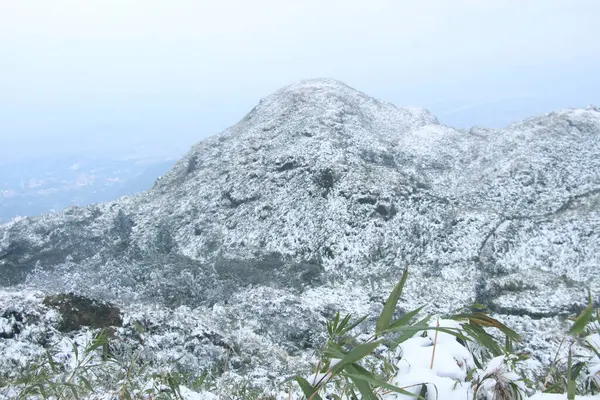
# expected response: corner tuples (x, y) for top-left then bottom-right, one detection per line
(1, 0), (599, 220)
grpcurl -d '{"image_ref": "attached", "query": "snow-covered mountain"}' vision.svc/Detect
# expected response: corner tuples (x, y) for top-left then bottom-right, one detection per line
(1, 79), (599, 386)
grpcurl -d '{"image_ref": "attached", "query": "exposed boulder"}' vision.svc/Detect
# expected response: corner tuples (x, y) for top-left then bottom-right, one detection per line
(42, 293), (122, 333)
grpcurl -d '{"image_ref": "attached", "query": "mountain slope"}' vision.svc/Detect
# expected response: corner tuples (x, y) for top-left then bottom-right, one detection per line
(1, 79), (599, 366)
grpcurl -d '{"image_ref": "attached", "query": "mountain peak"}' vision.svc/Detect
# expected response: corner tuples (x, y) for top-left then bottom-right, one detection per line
(279, 77), (354, 93)
(236, 79), (439, 140)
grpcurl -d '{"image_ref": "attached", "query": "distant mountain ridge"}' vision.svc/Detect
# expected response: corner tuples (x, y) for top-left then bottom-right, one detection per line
(1, 79), (599, 367)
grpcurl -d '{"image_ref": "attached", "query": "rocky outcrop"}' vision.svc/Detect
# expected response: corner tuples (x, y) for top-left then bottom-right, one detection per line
(42, 293), (122, 332)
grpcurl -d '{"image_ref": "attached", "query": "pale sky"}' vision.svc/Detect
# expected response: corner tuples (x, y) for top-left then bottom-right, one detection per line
(1, 0), (599, 160)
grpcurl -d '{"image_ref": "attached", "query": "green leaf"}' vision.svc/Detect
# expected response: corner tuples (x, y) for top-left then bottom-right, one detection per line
(418, 384), (428, 400)
(121, 388), (133, 400)
(348, 374), (376, 400)
(509, 382), (525, 400)
(337, 314), (351, 333)
(133, 320), (145, 334)
(38, 384), (48, 400)
(85, 330), (108, 355)
(45, 350), (58, 374)
(72, 342), (79, 361)
(389, 306), (425, 330)
(376, 266), (409, 335)
(387, 325), (470, 343)
(569, 301), (594, 336)
(323, 342), (345, 360)
(390, 314), (432, 348)
(339, 315), (368, 337)
(505, 335), (514, 354)
(65, 383), (79, 399)
(462, 323), (502, 356)
(79, 376), (93, 393)
(451, 312), (521, 341)
(295, 377), (322, 400)
(332, 312), (340, 331)
(331, 341), (381, 375)
(567, 347), (576, 400)
(344, 364), (420, 398)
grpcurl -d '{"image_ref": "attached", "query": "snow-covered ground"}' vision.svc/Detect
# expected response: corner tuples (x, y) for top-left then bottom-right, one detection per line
(2, 289), (599, 399)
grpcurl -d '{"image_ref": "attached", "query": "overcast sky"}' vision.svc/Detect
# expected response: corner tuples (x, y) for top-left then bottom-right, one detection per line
(1, 0), (599, 160)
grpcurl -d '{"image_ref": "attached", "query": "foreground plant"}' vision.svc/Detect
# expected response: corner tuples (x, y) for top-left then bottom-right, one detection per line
(6, 330), (111, 400)
(541, 292), (600, 398)
(1, 268), (597, 399)
(292, 267), (530, 399)
(1, 329), (195, 400)
(293, 268), (599, 400)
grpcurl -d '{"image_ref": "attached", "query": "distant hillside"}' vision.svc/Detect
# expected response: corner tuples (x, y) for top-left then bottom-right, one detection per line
(0, 156), (175, 223)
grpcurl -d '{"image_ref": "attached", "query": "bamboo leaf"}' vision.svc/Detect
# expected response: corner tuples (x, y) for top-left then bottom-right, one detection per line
(323, 342), (345, 360)
(295, 377), (322, 400)
(333, 312), (340, 331)
(344, 364), (420, 398)
(376, 266), (409, 335)
(133, 320), (145, 334)
(569, 301), (594, 336)
(121, 388), (133, 400)
(451, 312), (521, 341)
(337, 314), (351, 333)
(567, 347), (576, 400)
(331, 341), (381, 375)
(389, 306), (425, 330)
(339, 315), (368, 337)
(390, 315), (432, 348)
(387, 325), (470, 343)
(65, 383), (79, 399)
(348, 374), (376, 400)
(72, 342), (79, 361)
(80, 376), (93, 393)
(45, 350), (58, 374)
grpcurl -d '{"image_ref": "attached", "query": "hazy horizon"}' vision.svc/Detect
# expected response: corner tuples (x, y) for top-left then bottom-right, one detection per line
(2, 0), (599, 161)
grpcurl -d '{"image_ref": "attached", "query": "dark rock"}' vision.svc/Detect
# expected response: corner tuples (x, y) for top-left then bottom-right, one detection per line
(0, 310), (23, 339)
(314, 168), (335, 197)
(187, 154), (199, 174)
(356, 195), (377, 205)
(275, 157), (301, 172)
(375, 203), (397, 221)
(221, 190), (260, 208)
(43, 293), (123, 333)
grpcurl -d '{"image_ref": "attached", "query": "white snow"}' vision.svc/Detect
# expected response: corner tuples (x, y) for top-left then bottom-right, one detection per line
(383, 319), (599, 400)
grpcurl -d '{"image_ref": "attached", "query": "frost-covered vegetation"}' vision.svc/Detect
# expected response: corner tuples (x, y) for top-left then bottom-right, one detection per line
(1, 80), (600, 398)
(1, 269), (598, 399)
